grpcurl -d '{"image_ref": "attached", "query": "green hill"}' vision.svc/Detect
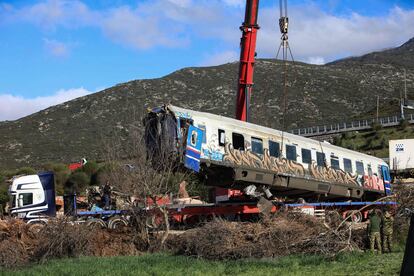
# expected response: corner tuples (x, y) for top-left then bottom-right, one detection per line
(0, 38), (413, 169)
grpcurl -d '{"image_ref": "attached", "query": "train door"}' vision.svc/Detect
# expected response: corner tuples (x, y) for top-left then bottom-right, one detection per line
(184, 125), (204, 172)
(381, 165), (392, 195)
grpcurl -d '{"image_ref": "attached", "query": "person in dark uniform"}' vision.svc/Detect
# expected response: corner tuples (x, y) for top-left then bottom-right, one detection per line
(102, 181), (112, 210)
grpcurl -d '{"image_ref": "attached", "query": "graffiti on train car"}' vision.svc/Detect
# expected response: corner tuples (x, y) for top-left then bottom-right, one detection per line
(363, 175), (384, 191)
(201, 134), (224, 161)
(222, 143), (362, 187)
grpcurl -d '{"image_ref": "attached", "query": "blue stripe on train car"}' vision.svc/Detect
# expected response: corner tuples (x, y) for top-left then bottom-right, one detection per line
(381, 165), (392, 195)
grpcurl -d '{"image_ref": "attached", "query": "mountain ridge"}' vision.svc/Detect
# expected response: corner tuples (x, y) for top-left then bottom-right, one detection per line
(0, 38), (413, 169)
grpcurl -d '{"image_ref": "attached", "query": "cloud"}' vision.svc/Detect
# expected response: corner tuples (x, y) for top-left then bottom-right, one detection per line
(307, 56), (325, 65)
(201, 50), (239, 66)
(43, 38), (69, 57)
(222, 0), (245, 8)
(1, 1), (414, 63)
(0, 88), (92, 121)
(101, 6), (189, 49)
(3, 0), (96, 30)
(257, 5), (414, 62)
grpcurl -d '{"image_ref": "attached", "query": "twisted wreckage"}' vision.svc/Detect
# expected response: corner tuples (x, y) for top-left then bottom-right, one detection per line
(144, 105), (392, 202)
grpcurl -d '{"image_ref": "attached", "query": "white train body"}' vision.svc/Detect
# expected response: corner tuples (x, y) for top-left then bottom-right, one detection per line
(144, 105), (392, 201)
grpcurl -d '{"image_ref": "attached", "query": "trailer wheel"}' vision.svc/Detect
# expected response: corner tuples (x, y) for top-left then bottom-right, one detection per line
(351, 211), (363, 223)
(28, 221), (46, 234)
(108, 216), (128, 230)
(86, 218), (107, 229)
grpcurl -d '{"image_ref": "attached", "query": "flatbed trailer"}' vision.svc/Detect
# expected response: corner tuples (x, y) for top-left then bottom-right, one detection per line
(8, 172), (396, 228)
(67, 196), (397, 229)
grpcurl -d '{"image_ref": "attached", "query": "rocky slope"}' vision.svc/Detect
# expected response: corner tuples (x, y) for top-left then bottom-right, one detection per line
(0, 38), (413, 168)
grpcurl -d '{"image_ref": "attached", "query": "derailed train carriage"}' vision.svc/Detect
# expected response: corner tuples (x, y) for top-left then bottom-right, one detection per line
(144, 105), (392, 202)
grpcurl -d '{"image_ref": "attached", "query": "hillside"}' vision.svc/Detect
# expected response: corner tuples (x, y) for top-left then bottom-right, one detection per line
(0, 38), (413, 169)
(328, 38), (414, 69)
(333, 124), (414, 159)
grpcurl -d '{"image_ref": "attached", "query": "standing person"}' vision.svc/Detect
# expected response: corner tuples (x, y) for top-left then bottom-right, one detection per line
(382, 210), (394, 253)
(368, 209), (382, 253)
(102, 181), (112, 210)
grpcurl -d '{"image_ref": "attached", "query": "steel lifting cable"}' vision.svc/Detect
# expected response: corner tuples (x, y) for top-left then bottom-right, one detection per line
(276, 0), (299, 154)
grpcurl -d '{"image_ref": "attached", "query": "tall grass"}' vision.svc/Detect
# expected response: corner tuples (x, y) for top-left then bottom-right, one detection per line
(5, 252), (403, 276)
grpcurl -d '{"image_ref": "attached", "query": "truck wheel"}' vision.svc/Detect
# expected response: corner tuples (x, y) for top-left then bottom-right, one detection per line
(108, 216), (128, 230)
(28, 221), (46, 234)
(86, 218), (107, 229)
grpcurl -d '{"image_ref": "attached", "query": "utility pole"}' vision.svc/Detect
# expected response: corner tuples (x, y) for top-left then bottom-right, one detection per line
(404, 68), (407, 100)
(376, 95), (379, 122)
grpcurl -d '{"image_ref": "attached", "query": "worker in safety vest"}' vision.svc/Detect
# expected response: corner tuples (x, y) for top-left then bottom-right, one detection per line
(382, 210), (394, 253)
(368, 209), (382, 253)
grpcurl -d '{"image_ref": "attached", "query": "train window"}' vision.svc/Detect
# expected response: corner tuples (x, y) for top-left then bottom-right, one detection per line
(269, 141), (280, 158)
(316, 152), (326, 167)
(356, 161), (364, 175)
(301, 148), (311, 164)
(368, 164), (373, 176)
(251, 137), (263, 155)
(190, 130), (197, 146)
(343, 158), (352, 173)
(218, 129), (225, 146)
(330, 157), (340, 170)
(232, 132), (245, 151)
(286, 145), (297, 161)
(197, 125), (206, 143)
(377, 166), (382, 178)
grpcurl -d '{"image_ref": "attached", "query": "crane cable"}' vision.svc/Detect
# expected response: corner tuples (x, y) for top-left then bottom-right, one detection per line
(276, 0), (298, 155)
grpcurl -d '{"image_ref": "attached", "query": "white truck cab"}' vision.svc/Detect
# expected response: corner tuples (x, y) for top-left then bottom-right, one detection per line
(9, 172), (56, 223)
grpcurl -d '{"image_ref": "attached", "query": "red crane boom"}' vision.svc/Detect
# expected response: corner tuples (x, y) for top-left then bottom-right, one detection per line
(236, 0), (260, 122)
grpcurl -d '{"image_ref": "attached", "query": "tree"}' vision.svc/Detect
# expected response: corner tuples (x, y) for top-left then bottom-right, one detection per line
(65, 171), (90, 194)
(102, 115), (193, 248)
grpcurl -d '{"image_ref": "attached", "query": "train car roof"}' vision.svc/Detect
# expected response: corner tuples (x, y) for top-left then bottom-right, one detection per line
(167, 105), (386, 164)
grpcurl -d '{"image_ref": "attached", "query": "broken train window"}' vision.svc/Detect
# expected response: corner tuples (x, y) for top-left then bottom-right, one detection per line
(232, 132), (245, 151)
(218, 129), (225, 146)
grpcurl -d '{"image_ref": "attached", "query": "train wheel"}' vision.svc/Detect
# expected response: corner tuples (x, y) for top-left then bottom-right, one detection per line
(351, 211), (363, 223)
(86, 218), (107, 229)
(108, 216), (128, 230)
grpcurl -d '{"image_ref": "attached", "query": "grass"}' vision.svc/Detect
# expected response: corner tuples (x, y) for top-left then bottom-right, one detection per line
(3, 252), (404, 276)
(334, 125), (414, 158)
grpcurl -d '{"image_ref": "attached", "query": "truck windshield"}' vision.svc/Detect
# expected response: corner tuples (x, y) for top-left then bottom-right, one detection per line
(11, 195), (16, 208)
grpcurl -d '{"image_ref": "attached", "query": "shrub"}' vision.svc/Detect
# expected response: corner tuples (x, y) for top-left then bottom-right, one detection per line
(42, 163), (71, 196)
(341, 132), (352, 140)
(372, 122), (382, 132)
(380, 138), (388, 149)
(0, 185), (9, 207)
(399, 119), (409, 130)
(15, 167), (37, 175)
(65, 171), (90, 194)
(333, 136), (343, 147)
(80, 161), (99, 176)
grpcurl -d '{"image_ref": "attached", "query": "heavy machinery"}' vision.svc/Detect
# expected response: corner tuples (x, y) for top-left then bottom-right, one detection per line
(8, 1), (396, 227)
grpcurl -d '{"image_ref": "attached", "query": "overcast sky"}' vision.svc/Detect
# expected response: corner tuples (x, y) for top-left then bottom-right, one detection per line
(0, 0), (414, 121)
